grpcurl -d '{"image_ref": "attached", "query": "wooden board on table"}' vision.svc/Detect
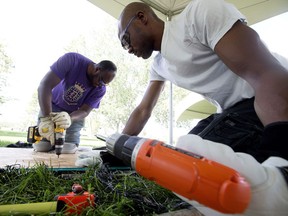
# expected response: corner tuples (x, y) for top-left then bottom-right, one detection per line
(0, 147), (92, 168)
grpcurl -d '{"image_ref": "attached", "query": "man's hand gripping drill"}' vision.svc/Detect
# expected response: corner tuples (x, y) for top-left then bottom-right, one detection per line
(104, 133), (288, 215)
(38, 112), (71, 157)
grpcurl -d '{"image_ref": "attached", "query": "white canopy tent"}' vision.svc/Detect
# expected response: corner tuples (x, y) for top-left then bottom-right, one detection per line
(88, 0), (288, 25)
(87, 0), (288, 143)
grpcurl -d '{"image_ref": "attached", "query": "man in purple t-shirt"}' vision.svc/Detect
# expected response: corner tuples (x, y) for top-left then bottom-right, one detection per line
(37, 52), (117, 150)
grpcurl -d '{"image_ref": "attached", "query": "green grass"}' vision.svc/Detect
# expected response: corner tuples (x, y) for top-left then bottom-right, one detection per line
(0, 130), (104, 148)
(0, 164), (190, 215)
(0, 130), (28, 147)
(0, 130), (191, 215)
(0, 130), (27, 137)
(0, 140), (12, 147)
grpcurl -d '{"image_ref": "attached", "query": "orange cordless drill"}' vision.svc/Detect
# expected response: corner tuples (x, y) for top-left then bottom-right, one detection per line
(105, 133), (251, 214)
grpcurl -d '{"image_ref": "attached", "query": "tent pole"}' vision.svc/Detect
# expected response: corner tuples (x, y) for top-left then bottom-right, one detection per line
(166, 13), (174, 145)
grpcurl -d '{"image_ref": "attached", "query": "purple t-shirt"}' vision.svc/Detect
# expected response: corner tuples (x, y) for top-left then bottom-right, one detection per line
(51, 52), (106, 112)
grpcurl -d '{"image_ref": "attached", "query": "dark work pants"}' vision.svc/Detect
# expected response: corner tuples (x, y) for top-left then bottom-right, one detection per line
(188, 98), (268, 162)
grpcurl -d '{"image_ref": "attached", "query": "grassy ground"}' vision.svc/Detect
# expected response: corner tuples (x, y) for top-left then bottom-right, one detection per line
(0, 130), (104, 148)
(0, 130), (191, 215)
(0, 130), (27, 147)
(0, 164), (190, 215)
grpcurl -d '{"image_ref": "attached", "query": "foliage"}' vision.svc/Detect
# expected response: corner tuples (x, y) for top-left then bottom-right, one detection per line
(21, 91), (40, 129)
(62, 14), (191, 137)
(0, 164), (190, 215)
(2, 4), (193, 139)
(153, 84), (190, 127)
(0, 43), (14, 104)
(63, 14), (153, 135)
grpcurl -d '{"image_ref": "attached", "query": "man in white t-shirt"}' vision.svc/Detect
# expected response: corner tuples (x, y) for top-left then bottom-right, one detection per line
(117, 0), (288, 162)
(116, 0), (288, 214)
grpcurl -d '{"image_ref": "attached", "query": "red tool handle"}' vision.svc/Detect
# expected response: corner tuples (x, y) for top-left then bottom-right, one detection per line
(55, 184), (95, 214)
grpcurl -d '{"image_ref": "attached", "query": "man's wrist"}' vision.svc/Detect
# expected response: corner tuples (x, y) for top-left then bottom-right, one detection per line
(39, 116), (51, 121)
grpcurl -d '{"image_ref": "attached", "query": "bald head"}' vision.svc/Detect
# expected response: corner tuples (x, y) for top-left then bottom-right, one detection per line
(119, 2), (156, 25)
(118, 2), (159, 37)
(117, 2), (164, 58)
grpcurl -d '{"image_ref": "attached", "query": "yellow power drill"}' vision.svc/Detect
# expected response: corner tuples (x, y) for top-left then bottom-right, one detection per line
(27, 126), (65, 157)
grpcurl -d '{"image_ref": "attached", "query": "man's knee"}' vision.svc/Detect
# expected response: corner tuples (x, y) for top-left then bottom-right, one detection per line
(65, 119), (85, 145)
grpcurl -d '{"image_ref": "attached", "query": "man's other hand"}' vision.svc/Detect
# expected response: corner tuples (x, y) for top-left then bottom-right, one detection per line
(50, 111), (71, 129)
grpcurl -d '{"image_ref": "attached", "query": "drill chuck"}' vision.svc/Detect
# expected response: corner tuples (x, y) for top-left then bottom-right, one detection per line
(106, 133), (142, 167)
(55, 127), (65, 157)
(105, 133), (251, 214)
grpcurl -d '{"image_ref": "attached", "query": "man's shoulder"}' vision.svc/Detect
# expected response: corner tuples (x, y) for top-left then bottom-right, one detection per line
(59, 52), (92, 66)
(63, 52), (87, 59)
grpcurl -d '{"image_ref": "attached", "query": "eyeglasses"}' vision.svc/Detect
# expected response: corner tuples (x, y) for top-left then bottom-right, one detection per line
(99, 72), (108, 87)
(120, 15), (137, 50)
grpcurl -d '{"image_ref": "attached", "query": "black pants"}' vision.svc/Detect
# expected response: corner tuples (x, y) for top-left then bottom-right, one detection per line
(188, 98), (268, 162)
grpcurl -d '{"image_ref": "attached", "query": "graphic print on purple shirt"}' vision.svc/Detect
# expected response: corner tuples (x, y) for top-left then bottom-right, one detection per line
(64, 82), (86, 105)
(50, 52), (106, 112)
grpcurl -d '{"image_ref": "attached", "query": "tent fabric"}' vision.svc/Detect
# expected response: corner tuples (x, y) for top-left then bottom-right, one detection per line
(88, 0), (288, 25)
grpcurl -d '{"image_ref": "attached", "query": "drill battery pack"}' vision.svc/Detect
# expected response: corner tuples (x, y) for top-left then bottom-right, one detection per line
(27, 126), (42, 143)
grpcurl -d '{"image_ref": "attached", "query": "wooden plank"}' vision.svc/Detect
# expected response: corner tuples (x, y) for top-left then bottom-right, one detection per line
(0, 147), (92, 168)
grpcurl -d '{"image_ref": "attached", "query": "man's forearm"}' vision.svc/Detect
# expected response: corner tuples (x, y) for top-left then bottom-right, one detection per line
(253, 70), (288, 126)
(70, 110), (89, 122)
(122, 110), (150, 136)
(38, 86), (53, 117)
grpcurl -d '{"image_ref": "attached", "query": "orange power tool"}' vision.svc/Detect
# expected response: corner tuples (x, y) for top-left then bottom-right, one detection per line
(105, 133), (251, 214)
(55, 184), (96, 214)
(0, 184), (95, 215)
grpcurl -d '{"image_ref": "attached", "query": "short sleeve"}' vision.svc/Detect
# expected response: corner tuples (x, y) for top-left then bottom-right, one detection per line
(50, 53), (76, 79)
(150, 53), (167, 81)
(186, 0), (246, 49)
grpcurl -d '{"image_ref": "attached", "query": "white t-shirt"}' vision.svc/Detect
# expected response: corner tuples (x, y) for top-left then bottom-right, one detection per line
(150, 0), (288, 111)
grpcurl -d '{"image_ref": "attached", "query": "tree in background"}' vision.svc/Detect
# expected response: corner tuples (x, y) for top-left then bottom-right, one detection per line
(4, 6), (192, 141)
(22, 91), (40, 129)
(0, 43), (14, 104)
(63, 18), (153, 136)
(64, 22), (191, 139)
